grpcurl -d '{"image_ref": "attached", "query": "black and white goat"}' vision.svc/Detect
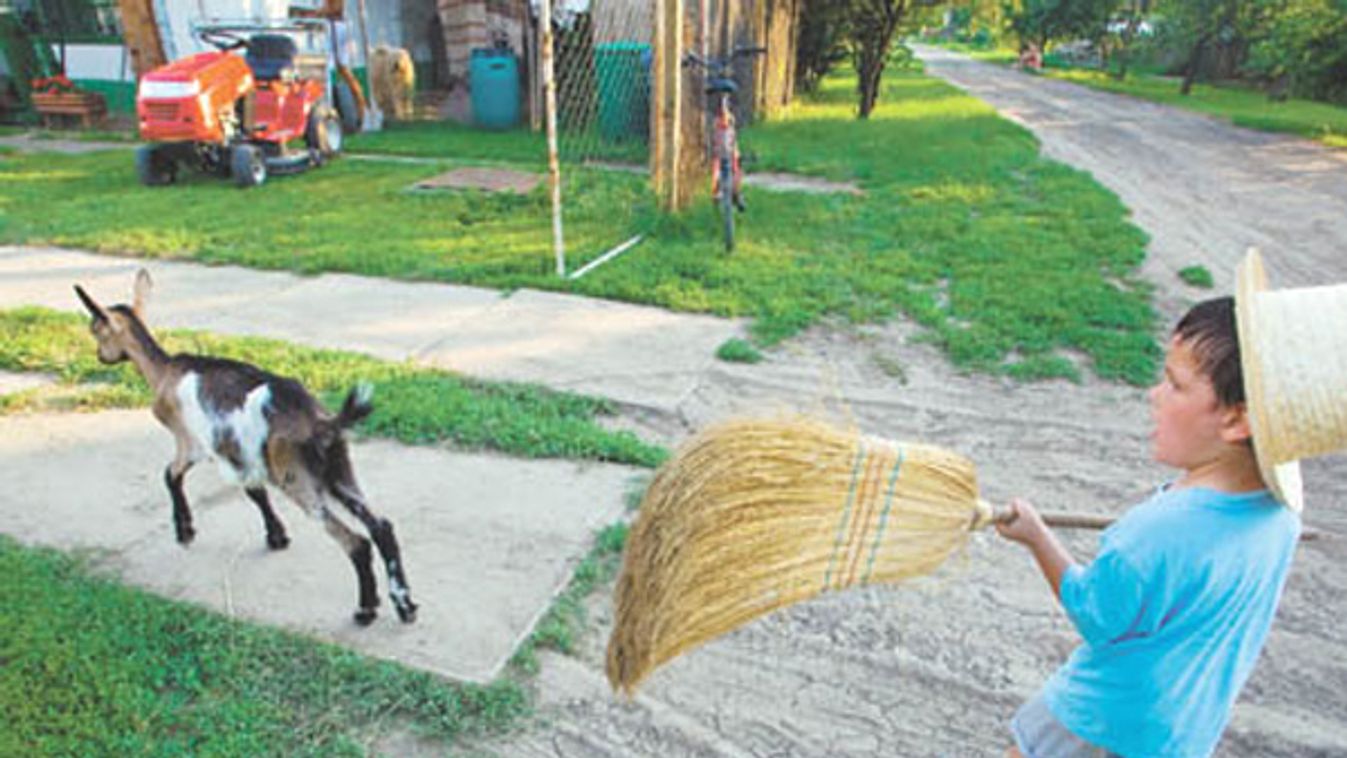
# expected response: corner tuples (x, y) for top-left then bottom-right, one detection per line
(75, 270), (417, 625)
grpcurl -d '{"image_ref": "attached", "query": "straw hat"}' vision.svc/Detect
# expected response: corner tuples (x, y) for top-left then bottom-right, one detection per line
(1235, 248), (1347, 512)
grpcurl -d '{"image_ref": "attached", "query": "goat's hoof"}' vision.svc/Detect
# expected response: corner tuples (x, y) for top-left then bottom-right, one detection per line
(396, 602), (418, 624)
(176, 528), (196, 546)
(353, 608), (378, 626)
(266, 533), (291, 551)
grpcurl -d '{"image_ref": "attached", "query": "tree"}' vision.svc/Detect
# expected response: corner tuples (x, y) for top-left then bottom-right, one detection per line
(1007, 0), (1119, 53)
(1245, 0), (1347, 104)
(795, 0), (851, 94)
(1106, 0), (1152, 79)
(852, 0), (916, 118)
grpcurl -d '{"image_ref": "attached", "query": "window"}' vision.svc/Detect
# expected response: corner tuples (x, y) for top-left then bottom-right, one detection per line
(15, 0), (123, 44)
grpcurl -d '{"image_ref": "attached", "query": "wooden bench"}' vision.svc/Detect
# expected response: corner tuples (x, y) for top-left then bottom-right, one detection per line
(31, 90), (108, 129)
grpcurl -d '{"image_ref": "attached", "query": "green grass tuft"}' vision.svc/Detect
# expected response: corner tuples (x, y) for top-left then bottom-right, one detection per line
(1178, 265), (1214, 288)
(715, 337), (764, 363)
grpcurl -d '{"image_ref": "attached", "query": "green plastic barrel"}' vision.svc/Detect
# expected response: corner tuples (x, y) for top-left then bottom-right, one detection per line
(470, 48), (520, 130)
(594, 41), (651, 142)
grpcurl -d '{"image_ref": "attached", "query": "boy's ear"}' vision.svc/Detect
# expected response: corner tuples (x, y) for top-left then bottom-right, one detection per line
(1220, 402), (1253, 444)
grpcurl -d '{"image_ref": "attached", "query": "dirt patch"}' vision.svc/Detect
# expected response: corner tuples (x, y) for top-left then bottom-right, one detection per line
(414, 166), (543, 194)
(743, 171), (863, 195)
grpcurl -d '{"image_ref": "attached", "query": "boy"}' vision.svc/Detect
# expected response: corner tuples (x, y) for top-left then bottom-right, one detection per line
(997, 290), (1301, 757)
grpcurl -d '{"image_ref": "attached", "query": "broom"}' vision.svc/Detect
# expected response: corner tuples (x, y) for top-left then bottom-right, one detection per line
(605, 416), (1113, 696)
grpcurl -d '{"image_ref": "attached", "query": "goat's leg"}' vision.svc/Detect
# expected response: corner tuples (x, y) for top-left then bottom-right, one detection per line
(165, 460), (196, 545)
(330, 478), (418, 623)
(244, 487), (290, 550)
(317, 509), (380, 625)
(278, 474), (378, 622)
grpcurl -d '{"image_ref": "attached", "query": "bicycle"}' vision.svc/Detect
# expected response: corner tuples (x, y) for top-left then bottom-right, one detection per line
(683, 46), (765, 252)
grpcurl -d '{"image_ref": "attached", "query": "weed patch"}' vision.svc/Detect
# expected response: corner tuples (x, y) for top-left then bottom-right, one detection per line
(0, 307), (665, 466)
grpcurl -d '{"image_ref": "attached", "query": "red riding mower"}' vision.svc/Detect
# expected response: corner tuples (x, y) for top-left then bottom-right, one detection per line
(135, 19), (349, 188)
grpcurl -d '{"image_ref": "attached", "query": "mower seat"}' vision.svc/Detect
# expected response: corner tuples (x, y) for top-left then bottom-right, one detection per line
(246, 34), (298, 81)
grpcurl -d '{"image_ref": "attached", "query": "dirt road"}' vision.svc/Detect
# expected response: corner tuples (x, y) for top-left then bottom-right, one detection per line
(469, 50), (1347, 757)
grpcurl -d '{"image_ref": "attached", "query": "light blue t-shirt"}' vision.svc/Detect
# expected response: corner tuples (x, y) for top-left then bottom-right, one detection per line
(1041, 485), (1300, 758)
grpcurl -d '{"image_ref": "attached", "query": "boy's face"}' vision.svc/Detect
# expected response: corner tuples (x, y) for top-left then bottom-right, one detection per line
(1148, 336), (1249, 470)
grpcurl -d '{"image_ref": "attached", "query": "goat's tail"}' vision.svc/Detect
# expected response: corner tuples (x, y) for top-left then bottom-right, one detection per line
(335, 383), (375, 429)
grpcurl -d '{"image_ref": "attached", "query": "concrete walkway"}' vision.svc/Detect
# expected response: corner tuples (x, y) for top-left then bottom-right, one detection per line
(0, 246), (741, 412)
(0, 244), (741, 683)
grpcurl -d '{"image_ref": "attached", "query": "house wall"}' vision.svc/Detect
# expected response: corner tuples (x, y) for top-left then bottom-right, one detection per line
(53, 0), (412, 114)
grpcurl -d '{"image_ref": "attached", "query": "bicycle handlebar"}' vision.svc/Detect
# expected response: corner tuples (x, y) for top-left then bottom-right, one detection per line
(683, 46), (768, 72)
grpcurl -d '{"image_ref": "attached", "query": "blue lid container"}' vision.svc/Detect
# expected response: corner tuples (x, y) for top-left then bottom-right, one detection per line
(470, 48), (520, 130)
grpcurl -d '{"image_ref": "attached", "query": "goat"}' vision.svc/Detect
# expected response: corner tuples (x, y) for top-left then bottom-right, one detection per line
(74, 270), (417, 625)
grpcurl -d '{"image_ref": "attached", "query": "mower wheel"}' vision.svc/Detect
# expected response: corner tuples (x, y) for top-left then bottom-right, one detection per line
(135, 145), (176, 186)
(334, 80), (361, 135)
(305, 106), (343, 161)
(231, 145), (267, 188)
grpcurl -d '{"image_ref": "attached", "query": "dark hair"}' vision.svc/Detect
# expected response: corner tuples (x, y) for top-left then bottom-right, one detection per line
(1173, 297), (1244, 407)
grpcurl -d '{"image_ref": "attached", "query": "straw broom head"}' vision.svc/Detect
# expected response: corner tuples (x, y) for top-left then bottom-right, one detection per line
(606, 416), (988, 696)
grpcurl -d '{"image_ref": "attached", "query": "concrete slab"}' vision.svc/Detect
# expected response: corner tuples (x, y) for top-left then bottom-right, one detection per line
(0, 245), (742, 411)
(0, 370), (54, 396)
(0, 409), (641, 683)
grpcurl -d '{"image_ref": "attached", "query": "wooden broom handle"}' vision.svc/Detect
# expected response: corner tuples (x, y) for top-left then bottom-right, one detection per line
(987, 505), (1322, 541)
(990, 507), (1113, 530)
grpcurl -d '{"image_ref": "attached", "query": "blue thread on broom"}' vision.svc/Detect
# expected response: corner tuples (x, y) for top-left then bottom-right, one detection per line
(862, 446), (906, 586)
(824, 443), (867, 590)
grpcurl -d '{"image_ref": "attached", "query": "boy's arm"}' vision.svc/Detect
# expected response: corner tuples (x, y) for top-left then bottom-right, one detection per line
(996, 498), (1077, 598)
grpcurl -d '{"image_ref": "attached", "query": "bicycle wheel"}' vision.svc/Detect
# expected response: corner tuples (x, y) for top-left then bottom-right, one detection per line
(719, 158), (735, 252)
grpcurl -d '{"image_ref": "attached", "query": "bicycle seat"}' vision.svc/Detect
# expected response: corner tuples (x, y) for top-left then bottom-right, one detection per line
(706, 77), (738, 95)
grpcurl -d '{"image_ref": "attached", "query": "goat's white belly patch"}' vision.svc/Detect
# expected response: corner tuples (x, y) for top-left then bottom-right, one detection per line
(176, 373), (272, 487)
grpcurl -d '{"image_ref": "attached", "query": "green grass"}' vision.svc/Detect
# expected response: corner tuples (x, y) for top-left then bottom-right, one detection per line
(347, 120), (546, 165)
(1178, 264), (1214, 288)
(0, 307), (666, 467)
(715, 337), (763, 363)
(0, 67), (1162, 384)
(0, 536), (528, 756)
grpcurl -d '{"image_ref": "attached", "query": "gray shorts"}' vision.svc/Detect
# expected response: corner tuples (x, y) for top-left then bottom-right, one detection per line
(1011, 695), (1121, 758)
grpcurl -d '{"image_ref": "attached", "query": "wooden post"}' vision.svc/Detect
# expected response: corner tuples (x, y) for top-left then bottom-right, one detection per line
(652, 0), (682, 209)
(539, 0), (565, 276)
(116, 0), (166, 79)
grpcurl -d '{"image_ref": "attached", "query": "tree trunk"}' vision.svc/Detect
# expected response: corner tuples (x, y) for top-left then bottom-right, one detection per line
(1180, 34), (1210, 96)
(852, 0), (904, 119)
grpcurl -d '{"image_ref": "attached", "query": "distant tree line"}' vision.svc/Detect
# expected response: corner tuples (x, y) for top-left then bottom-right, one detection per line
(947, 0), (1347, 105)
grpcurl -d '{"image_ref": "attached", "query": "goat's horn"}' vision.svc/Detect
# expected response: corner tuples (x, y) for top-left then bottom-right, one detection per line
(73, 285), (108, 321)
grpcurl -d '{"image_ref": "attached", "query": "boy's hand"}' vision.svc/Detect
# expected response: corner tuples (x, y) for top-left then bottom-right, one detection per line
(996, 498), (1049, 546)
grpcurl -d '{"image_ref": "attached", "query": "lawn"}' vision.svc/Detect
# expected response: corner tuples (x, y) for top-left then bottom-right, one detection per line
(1, 66), (1160, 385)
(0, 536), (529, 756)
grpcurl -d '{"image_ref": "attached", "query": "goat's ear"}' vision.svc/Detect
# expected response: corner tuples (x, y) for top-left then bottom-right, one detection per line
(132, 268), (153, 317)
(73, 284), (110, 323)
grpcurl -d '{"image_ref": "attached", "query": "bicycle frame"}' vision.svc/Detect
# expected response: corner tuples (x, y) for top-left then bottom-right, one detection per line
(710, 91), (741, 214)
(684, 46), (763, 251)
